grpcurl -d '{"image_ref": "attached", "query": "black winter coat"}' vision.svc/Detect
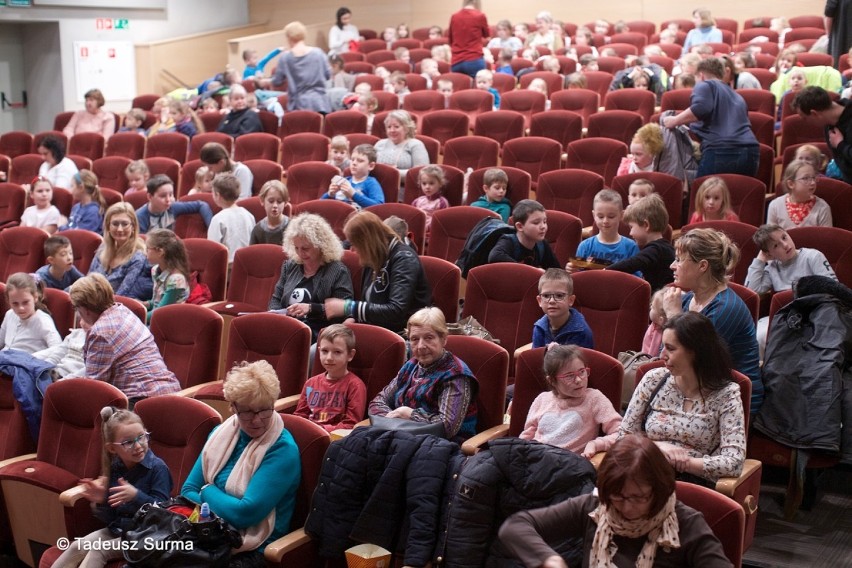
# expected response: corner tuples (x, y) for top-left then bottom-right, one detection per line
(438, 438), (597, 567)
(755, 292), (852, 464)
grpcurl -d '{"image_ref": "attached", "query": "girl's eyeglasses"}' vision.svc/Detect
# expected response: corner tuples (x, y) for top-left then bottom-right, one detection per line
(556, 367), (590, 382)
(111, 432), (151, 450)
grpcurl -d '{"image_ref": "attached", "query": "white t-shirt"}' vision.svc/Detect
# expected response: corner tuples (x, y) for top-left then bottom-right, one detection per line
(21, 205), (62, 230)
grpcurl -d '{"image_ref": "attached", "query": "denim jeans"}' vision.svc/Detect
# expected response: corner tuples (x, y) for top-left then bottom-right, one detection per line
(451, 58), (486, 78)
(697, 144), (760, 178)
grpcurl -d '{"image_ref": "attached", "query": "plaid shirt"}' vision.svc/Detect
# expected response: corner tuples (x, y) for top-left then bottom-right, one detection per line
(84, 303), (180, 399)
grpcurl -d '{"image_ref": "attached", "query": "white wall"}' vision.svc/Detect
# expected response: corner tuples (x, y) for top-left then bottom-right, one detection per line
(0, 0), (249, 133)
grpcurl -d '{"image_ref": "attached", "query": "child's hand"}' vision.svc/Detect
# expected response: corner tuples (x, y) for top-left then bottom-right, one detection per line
(108, 477), (139, 507)
(564, 260), (580, 274)
(581, 441), (598, 459)
(80, 476), (108, 503)
(757, 250), (770, 263)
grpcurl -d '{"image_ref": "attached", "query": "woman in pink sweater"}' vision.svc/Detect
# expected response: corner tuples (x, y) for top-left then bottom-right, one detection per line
(520, 345), (622, 458)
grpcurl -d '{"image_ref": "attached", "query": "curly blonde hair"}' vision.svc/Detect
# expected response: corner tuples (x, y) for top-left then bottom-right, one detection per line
(632, 123), (665, 158)
(282, 213), (344, 264)
(223, 360), (281, 409)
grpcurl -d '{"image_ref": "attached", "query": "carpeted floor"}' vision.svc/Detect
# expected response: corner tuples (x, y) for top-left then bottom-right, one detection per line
(744, 468), (852, 568)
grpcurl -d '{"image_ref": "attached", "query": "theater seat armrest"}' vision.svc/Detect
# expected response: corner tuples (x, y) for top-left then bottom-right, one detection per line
(715, 458), (761, 498)
(589, 451), (606, 469)
(0, 453), (37, 470)
(60, 484), (88, 507)
(176, 380), (220, 398)
(263, 528), (313, 563)
(274, 395), (300, 413)
(513, 343), (532, 359)
(461, 423), (509, 455)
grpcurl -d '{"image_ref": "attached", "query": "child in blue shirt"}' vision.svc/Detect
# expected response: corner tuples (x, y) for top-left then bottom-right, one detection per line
(242, 47), (283, 79)
(475, 69), (501, 109)
(36, 235), (85, 290)
(136, 174), (213, 233)
(532, 268), (594, 348)
(59, 170), (105, 234)
(569, 189), (639, 270)
(471, 168), (513, 222)
(322, 144), (384, 209)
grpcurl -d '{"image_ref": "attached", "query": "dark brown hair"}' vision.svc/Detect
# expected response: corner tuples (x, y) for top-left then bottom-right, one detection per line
(598, 434), (675, 517)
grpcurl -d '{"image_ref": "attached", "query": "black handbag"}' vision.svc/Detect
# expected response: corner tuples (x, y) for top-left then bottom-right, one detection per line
(368, 413), (446, 437)
(121, 495), (243, 568)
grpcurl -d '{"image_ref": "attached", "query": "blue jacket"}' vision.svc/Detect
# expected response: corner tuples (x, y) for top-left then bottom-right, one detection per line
(60, 202), (103, 234)
(0, 349), (55, 442)
(136, 201), (213, 233)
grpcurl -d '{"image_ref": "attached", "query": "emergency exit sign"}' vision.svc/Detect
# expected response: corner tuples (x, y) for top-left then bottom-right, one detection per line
(96, 18), (129, 30)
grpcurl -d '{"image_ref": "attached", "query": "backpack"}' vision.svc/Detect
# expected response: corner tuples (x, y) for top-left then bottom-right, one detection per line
(656, 111), (699, 189)
(455, 216), (545, 278)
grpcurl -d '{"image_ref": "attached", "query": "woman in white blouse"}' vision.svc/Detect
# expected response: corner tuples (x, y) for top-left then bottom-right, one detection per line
(620, 311), (746, 486)
(328, 7), (361, 55)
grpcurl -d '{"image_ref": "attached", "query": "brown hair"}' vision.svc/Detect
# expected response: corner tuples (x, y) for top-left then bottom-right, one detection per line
(542, 344), (585, 394)
(675, 227), (740, 284)
(69, 273), (115, 314)
(344, 211), (398, 274)
(598, 434), (676, 517)
(318, 323), (356, 351)
(6, 272), (48, 314)
(212, 172), (241, 203)
(624, 193), (668, 233)
(146, 229), (190, 282)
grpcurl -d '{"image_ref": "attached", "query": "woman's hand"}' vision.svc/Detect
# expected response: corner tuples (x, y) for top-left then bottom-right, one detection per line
(80, 476), (107, 503)
(285, 303), (310, 318)
(661, 286), (684, 319)
(386, 406), (414, 419)
(324, 298), (345, 318)
(108, 477), (139, 507)
(542, 555), (568, 568)
(656, 441), (691, 471)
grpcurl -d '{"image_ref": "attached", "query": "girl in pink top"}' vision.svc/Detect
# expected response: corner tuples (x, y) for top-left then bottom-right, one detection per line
(520, 345), (622, 458)
(410, 165), (449, 238)
(688, 176), (739, 224)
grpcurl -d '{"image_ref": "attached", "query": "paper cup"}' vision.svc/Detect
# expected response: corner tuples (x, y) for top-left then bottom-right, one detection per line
(345, 544), (392, 568)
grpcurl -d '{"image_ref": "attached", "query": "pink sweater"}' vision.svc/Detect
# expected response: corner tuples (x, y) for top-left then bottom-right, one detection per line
(520, 388), (621, 453)
(63, 109), (115, 140)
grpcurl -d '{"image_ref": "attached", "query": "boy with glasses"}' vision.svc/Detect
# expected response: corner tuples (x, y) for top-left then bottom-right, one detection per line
(532, 268), (594, 349)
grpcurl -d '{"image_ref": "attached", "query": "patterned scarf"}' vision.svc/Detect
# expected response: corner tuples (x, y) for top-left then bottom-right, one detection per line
(588, 492), (680, 567)
(785, 195), (815, 226)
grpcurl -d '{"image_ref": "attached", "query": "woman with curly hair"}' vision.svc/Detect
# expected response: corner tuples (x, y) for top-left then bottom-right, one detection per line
(268, 213), (354, 341)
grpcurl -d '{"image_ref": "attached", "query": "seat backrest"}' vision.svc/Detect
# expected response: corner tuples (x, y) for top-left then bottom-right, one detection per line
(571, 271), (652, 357)
(92, 156), (132, 194)
(473, 110), (525, 146)
(8, 154), (43, 186)
(135, 396), (222, 494)
(550, 89), (600, 128)
(322, 111), (369, 138)
(227, 313), (311, 397)
(445, 335), (508, 434)
(420, 110), (470, 148)
(680, 220), (758, 285)
(0, 131), (34, 159)
(0, 374), (36, 460)
(366, 202), (427, 254)
(279, 111), (324, 138)
(105, 132), (146, 160)
(61, 228), (102, 274)
(279, 414), (331, 529)
(462, 263), (543, 373)
(280, 133), (331, 172)
(690, 173), (766, 229)
(565, 138), (628, 186)
(42, 288), (74, 338)
(67, 132), (105, 162)
(292, 200), (357, 240)
(419, 255), (461, 323)
(233, 132), (281, 163)
(151, 304), (223, 388)
(174, 193), (220, 239)
(37, 379), (127, 477)
(544, 210), (583, 266)
(509, 347), (624, 437)
(587, 110), (644, 146)
(227, 244), (287, 308)
(188, 132), (233, 162)
(499, 90), (547, 129)
(787, 226), (852, 287)
(184, 238), (229, 302)
(284, 161), (338, 205)
(442, 136), (500, 172)
(604, 89), (656, 123)
(675, 481), (745, 567)
(427, 206), (499, 262)
(529, 110), (583, 152)
(243, 159), (284, 197)
(501, 137), (562, 184)
(0, 183), (27, 226)
(536, 169), (605, 226)
(660, 88), (693, 113)
(0, 226), (48, 281)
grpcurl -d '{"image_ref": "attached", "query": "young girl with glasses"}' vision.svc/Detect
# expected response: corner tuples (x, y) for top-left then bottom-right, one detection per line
(520, 344), (621, 459)
(767, 161), (833, 229)
(53, 406), (171, 568)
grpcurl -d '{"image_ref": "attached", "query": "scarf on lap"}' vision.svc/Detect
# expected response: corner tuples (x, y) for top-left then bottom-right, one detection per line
(588, 492), (680, 567)
(202, 413), (284, 552)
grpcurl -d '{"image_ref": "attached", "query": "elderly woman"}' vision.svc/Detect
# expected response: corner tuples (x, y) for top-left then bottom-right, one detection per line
(217, 83), (263, 138)
(681, 8), (723, 56)
(88, 202), (153, 301)
(500, 434), (733, 567)
(662, 228), (761, 412)
(525, 11), (562, 52)
(368, 307), (479, 440)
(621, 312), (746, 486)
(200, 141), (254, 199)
(325, 211), (430, 332)
(69, 273), (180, 405)
(269, 213), (354, 341)
(374, 110), (429, 183)
(62, 88), (115, 140)
(272, 21), (332, 113)
(182, 360), (300, 565)
(35, 135), (79, 190)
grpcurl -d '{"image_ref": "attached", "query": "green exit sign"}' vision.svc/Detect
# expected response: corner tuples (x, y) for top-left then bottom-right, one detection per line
(95, 18), (129, 30)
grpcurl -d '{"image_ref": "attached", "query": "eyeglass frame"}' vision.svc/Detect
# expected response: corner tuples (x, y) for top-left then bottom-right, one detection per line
(539, 292), (571, 302)
(110, 431), (151, 451)
(555, 367), (591, 382)
(231, 405), (275, 421)
(609, 491), (653, 505)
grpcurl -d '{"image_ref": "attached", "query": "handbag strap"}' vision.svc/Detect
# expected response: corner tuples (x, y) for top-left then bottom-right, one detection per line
(642, 371), (669, 432)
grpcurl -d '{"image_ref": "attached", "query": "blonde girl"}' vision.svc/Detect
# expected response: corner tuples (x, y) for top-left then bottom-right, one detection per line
(410, 165), (449, 236)
(767, 161), (833, 229)
(52, 407), (171, 568)
(21, 175), (61, 234)
(0, 272), (61, 353)
(773, 49), (798, 76)
(326, 135), (351, 172)
(168, 99), (205, 139)
(188, 165), (214, 195)
(124, 160), (150, 195)
(59, 170), (105, 233)
(146, 96), (175, 136)
(794, 144), (826, 173)
(250, 180), (291, 245)
(688, 176), (739, 224)
(520, 344), (621, 458)
(144, 229), (190, 322)
(527, 78), (551, 110)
